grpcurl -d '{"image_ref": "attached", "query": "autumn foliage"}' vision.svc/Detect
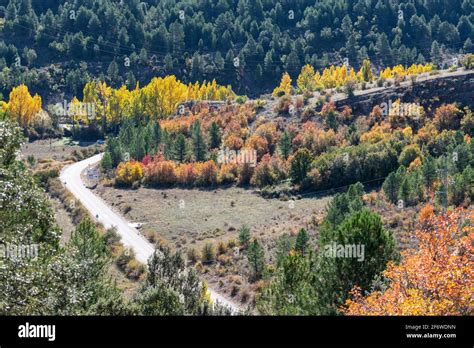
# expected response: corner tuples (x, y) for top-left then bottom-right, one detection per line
(344, 208), (473, 315)
(0, 85), (42, 128)
(143, 156), (220, 187)
(379, 63), (433, 79)
(116, 160), (144, 185)
(279, 61), (434, 95)
(272, 72), (292, 96)
(75, 76), (234, 127)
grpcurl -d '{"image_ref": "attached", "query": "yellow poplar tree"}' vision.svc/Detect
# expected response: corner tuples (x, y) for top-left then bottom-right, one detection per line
(108, 86), (131, 126)
(297, 64), (316, 92)
(4, 84), (42, 127)
(272, 72), (292, 96)
(359, 59), (374, 81)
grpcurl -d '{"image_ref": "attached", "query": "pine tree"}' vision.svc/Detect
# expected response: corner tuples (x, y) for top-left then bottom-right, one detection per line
(238, 225), (251, 248)
(375, 33), (392, 65)
(295, 228), (309, 255)
(347, 182), (364, 211)
(422, 154), (437, 189)
(107, 60), (120, 85)
(70, 218), (109, 281)
(214, 51), (225, 71)
(290, 148), (312, 184)
(152, 122), (162, 146)
(173, 133), (187, 162)
(131, 128), (146, 160)
(278, 131), (292, 159)
(382, 172), (400, 203)
(323, 183), (364, 230)
(274, 234), (293, 267)
(192, 120), (206, 161)
(125, 71), (136, 90)
(101, 151), (113, 171)
(201, 243), (215, 264)
(208, 122), (221, 149)
(286, 51), (301, 75)
(164, 54), (174, 72)
(430, 41), (442, 66)
(317, 209), (398, 314)
(398, 176), (411, 206)
(325, 109), (338, 130)
(106, 137), (122, 167)
(247, 239), (265, 281)
(162, 130), (174, 160)
(190, 52), (202, 81)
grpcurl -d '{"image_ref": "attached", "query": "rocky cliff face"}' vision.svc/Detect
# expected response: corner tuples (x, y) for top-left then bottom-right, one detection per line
(334, 71), (474, 115)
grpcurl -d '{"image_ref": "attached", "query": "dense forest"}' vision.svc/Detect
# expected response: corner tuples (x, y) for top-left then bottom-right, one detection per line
(0, 0), (473, 100)
(0, 0), (473, 320)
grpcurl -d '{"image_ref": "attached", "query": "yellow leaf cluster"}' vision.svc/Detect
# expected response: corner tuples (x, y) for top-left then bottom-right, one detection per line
(272, 72), (292, 96)
(296, 64), (316, 92)
(186, 79), (234, 101)
(287, 61), (434, 94)
(316, 65), (358, 89)
(2, 84), (42, 127)
(379, 63), (433, 79)
(116, 161), (143, 185)
(78, 76), (233, 125)
(360, 122), (392, 144)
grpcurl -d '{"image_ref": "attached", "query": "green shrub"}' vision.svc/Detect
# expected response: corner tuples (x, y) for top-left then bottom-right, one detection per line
(201, 243), (215, 264)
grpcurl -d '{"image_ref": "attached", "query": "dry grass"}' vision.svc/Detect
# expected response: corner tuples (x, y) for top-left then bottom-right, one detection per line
(95, 185), (331, 253)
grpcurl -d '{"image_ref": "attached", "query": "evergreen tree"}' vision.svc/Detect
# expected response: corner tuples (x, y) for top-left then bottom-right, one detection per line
(430, 41), (442, 66)
(316, 209), (398, 314)
(398, 176), (412, 206)
(125, 71), (136, 89)
(106, 137), (122, 167)
(257, 250), (317, 315)
(173, 133), (187, 162)
(214, 51), (225, 71)
(422, 154), (437, 189)
(101, 151), (113, 171)
(164, 54), (174, 72)
(278, 131), (292, 159)
(290, 148), (312, 184)
(375, 33), (392, 65)
(238, 225), (251, 248)
(192, 120), (206, 161)
(131, 127), (146, 160)
(152, 122), (162, 147)
(107, 60), (120, 85)
(274, 234), (294, 267)
(382, 172), (400, 203)
(325, 109), (338, 130)
(69, 218), (109, 290)
(295, 228), (309, 255)
(323, 183), (365, 231)
(247, 239), (265, 281)
(208, 121), (221, 149)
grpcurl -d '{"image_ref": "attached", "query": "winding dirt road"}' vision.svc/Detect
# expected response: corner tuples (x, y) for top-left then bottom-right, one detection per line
(60, 153), (239, 312)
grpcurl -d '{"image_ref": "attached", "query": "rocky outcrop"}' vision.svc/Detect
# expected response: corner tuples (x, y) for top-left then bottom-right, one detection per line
(334, 70), (474, 115)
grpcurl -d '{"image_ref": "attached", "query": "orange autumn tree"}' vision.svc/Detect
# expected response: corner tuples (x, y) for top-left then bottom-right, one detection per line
(344, 207), (473, 315)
